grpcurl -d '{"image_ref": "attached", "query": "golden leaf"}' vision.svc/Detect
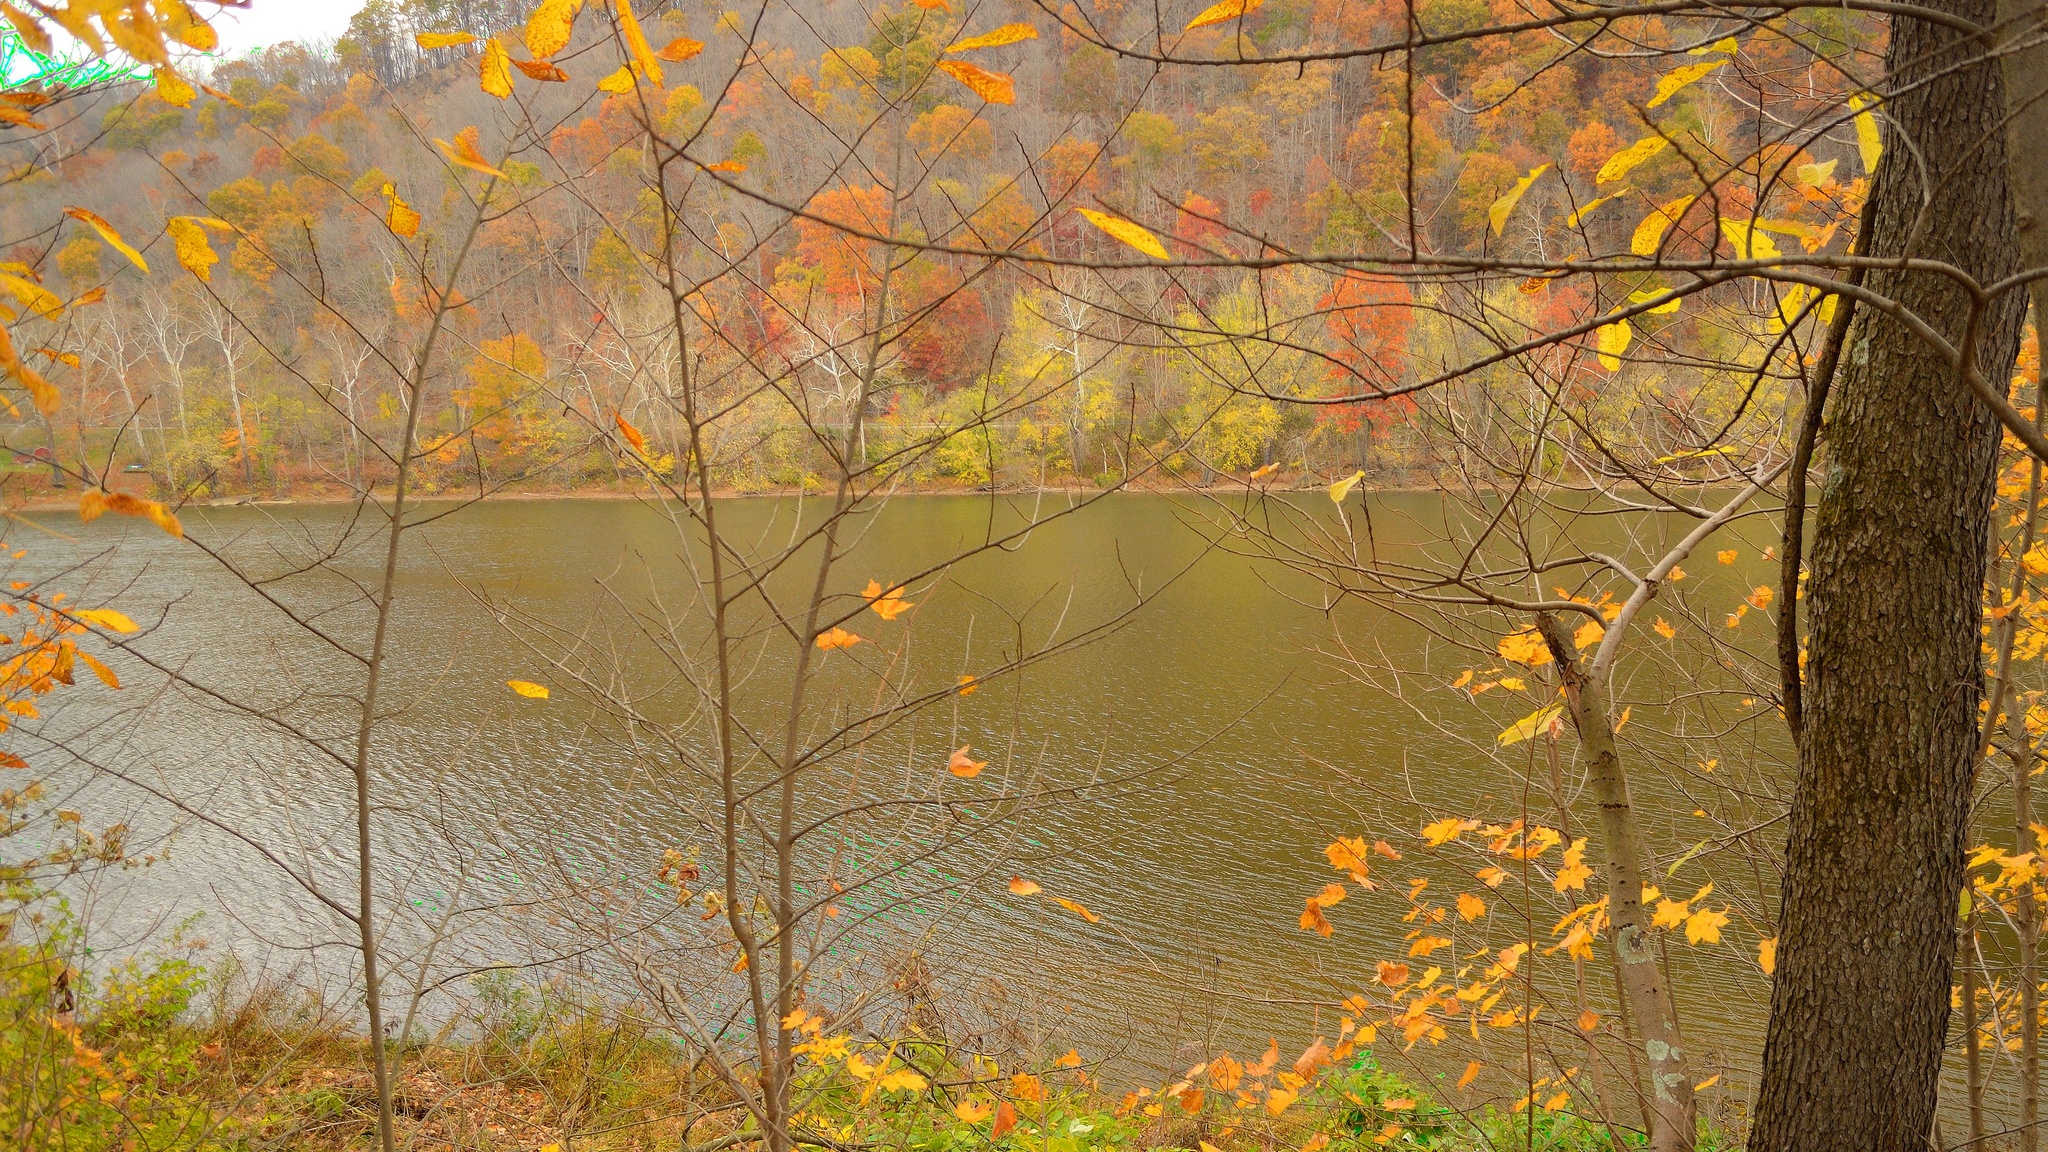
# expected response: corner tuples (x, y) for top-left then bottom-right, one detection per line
(656, 36), (704, 62)
(1564, 190), (1626, 228)
(1596, 318), (1632, 371)
(1630, 195), (1695, 256)
(1053, 895), (1101, 922)
(947, 23), (1039, 51)
(1497, 703), (1563, 746)
(1849, 94), (1883, 173)
(1457, 892), (1487, 921)
(1, 4), (49, 54)
(383, 186), (421, 239)
(956, 674), (977, 695)
(481, 38), (514, 97)
(1647, 60), (1725, 108)
(1300, 897), (1333, 936)
(1185, 0), (1267, 29)
(1486, 163), (1550, 236)
(512, 57), (569, 81)
(1573, 618), (1604, 649)
(63, 208), (146, 272)
(416, 31), (478, 48)
(1758, 935), (1777, 975)
(954, 1098), (994, 1123)
(1717, 548), (1737, 564)
(73, 609), (138, 633)
(618, 0), (665, 88)
(507, 679), (550, 698)
(705, 160), (746, 172)
(1457, 1061), (1481, 1090)
(155, 68), (196, 109)
(1684, 906), (1728, 945)
(863, 579), (913, 620)
(1498, 627), (1552, 665)
(1688, 36), (1739, 55)
(76, 649), (118, 689)
(1597, 135), (1667, 184)
(946, 745), (986, 777)
(597, 65), (635, 93)
(165, 217), (217, 282)
(524, 0), (576, 58)
(1008, 876), (1041, 896)
(935, 59), (1015, 104)
(1075, 207), (1168, 260)
(1654, 616), (1676, 639)
(434, 128), (506, 179)
(1694, 1074), (1722, 1092)
(1422, 816), (1479, 846)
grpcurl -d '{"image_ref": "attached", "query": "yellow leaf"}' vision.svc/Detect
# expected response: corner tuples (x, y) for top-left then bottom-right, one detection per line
(955, 1098), (995, 1123)
(507, 679), (550, 698)
(63, 208), (146, 272)
(656, 37), (704, 62)
(1849, 94), (1883, 173)
(1719, 218), (1781, 261)
(1717, 549), (1737, 564)
(1758, 935), (1777, 975)
(165, 217), (217, 282)
(1329, 469), (1365, 503)
(1689, 36), (1739, 55)
(956, 673), (977, 695)
(948, 23), (1039, 51)
(1054, 895), (1102, 922)
(1654, 617), (1676, 639)
(1647, 60), (1725, 108)
(1598, 135), (1666, 184)
(1185, 0), (1266, 29)
(1498, 703), (1563, 746)
(73, 609), (138, 633)
(1075, 208), (1168, 260)
(947, 745), (986, 777)
(1694, 1074), (1721, 1092)
(1565, 189), (1626, 228)
(0, 272), (59, 317)
(597, 65), (635, 93)
(1422, 816), (1479, 846)
(1573, 618), (1605, 649)
(525, 0), (576, 58)
(1008, 876), (1041, 896)
(1630, 195), (1696, 256)
(481, 38), (514, 97)
(154, 68), (196, 109)
(1486, 163), (1550, 236)
(1264, 1084), (1298, 1115)
(1628, 287), (1681, 315)
(1684, 906), (1728, 945)
(76, 649), (118, 689)
(416, 31), (478, 48)
(383, 186), (421, 239)
(1796, 158), (1838, 187)
(934, 60), (1014, 104)
(1596, 318), (1632, 371)
(434, 128), (505, 179)
(618, 0), (665, 88)
(1457, 892), (1487, 921)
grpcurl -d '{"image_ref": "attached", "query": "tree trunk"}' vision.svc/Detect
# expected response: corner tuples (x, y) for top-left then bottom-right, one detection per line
(1535, 611), (1695, 1152)
(1748, 0), (2032, 1143)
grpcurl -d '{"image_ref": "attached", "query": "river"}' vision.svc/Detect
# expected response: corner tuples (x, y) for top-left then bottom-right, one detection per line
(15, 491), (1793, 1100)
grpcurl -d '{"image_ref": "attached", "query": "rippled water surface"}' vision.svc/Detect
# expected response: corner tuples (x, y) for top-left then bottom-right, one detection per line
(23, 493), (1791, 1083)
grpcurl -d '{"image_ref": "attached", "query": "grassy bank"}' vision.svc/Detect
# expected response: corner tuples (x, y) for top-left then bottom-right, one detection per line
(0, 921), (1739, 1152)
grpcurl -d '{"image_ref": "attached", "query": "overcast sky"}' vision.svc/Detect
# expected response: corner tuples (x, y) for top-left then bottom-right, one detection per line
(207, 3), (368, 58)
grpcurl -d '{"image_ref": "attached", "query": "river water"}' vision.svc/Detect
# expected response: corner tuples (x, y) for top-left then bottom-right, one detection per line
(17, 492), (1793, 1100)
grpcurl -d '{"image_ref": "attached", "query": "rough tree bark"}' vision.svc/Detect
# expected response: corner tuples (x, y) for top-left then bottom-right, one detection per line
(1748, 0), (2033, 1144)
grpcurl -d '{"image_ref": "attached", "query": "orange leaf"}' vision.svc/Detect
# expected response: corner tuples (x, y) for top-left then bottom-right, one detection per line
(615, 412), (647, 453)
(935, 60), (1014, 105)
(814, 627), (863, 650)
(1053, 896), (1101, 923)
(657, 36), (704, 62)
(863, 579), (914, 620)
(1008, 876), (1041, 896)
(1185, 0), (1266, 29)
(706, 160), (746, 173)
(946, 745), (986, 777)
(512, 57), (569, 81)
(1457, 1061), (1481, 1090)
(434, 127), (506, 179)
(1299, 898), (1333, 936)
(991, 1101), (1017, 1138)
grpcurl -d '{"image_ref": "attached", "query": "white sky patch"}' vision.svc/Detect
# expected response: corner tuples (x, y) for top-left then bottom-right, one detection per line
(204, 2), (368, 59)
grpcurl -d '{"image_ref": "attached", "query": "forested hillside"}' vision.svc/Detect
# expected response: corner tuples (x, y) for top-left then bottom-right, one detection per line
(0, 0), (1876, 499)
